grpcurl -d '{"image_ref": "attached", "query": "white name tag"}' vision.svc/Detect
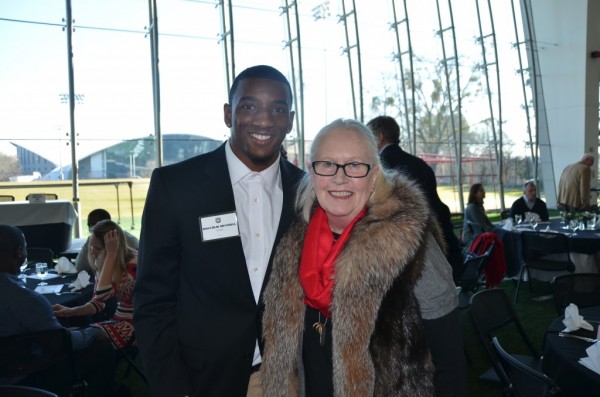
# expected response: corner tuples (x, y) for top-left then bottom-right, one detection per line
(199, 212), (239, 242)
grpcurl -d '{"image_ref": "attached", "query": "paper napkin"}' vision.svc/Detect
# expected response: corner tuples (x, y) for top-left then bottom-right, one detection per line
(34, 284), (63, 295)
(562, 303), (594, 332)
(503, 218), (513, 230)
(56, 257), (77, 274)
(579, 342), (600, 375)
(70, 270), (90, 291)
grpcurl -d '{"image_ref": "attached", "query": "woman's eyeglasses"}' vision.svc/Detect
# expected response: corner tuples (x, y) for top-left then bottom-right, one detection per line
(312, 161), (372, 178)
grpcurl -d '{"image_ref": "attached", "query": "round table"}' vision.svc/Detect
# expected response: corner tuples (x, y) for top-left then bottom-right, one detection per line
(495, 220), (600, 277)
(24, 269), (94, 327)
(542, 306), (600, 396)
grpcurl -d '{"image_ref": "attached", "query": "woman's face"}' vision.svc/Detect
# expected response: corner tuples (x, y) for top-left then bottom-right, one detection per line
(476, 186), (486, 202)
(88, 234), (106, 271)
(310, 128), (378, 233)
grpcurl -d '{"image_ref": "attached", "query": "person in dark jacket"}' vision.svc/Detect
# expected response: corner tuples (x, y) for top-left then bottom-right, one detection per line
(366, 116), (464, 281)
(509, 181), (549, 222)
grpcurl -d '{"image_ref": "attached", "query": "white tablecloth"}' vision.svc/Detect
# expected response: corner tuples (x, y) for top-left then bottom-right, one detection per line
(0, 200), (78, 226)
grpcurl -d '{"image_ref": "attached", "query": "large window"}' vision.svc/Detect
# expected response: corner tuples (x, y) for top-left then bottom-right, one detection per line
(0, 0), (538, 212)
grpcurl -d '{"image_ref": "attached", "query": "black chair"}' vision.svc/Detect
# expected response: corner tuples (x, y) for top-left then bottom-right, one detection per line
(551, 273), (600, 314)
(456, 241), (494, 309)
(515, 231), (574, 303)
(500, 210), (510, 220)
(25, 193), (58, 201)
(0, 194), (15, 202)
(115, 332), (148, 385)
(0, 385), (58, 397)
(0, 328), (81, 395)
(26, 247), (55, 268)
(492, 337), (561, 396)
(469, 289), (542, 389)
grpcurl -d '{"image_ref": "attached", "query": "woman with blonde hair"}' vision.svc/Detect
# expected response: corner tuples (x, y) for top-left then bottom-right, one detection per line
(53, 219), (137, 349)
(261, 118), (457, 396)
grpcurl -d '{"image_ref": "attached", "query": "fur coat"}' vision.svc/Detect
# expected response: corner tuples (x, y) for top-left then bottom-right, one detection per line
(262, 173), (440, 397)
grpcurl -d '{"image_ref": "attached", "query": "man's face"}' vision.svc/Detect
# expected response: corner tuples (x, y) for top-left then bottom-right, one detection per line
(524, 183), (537, 201)
(224, 78), (294, 172)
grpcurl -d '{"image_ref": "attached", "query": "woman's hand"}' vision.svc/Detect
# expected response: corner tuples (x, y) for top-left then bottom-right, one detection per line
(52, 304), (74, 317)
(104, 229), (120, 256)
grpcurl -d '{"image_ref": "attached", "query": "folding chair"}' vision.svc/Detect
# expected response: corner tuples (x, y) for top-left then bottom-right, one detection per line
(26, 247), (55, 268)
(515, 231), (574, 303)
(0, 328), (83, 396)
(115, 332), (148, 385)
(456, 241), (494, 309)
(492, 337), (561, 396)
(551, 273), (600, 314)
(469, 288), (542, 390)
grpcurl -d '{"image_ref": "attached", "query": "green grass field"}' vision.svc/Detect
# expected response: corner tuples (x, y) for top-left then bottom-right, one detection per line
(0, 179), (150, 239)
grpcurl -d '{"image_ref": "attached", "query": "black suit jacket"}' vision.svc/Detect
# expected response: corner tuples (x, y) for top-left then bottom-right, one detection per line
(380, 145), (464, 280)
(133, 143), (304, 397)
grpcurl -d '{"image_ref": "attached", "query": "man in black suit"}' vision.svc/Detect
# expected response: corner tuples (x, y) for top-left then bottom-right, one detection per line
(366, 116), (464, 280)
(367, 116), (468, 396)
(134, 65), (304, 397)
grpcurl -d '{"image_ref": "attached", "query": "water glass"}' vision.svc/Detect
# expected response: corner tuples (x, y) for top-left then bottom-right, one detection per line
(35, 262), (48, 286)
(588, 214), (597, 230)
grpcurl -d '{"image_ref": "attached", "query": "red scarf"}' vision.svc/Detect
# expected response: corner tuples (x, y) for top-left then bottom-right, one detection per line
(299, 205), (367, 318)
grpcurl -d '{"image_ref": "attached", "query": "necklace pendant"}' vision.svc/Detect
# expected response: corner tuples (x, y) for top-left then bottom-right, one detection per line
(313, 321), (326, 346)
(313, 321), (324, 336)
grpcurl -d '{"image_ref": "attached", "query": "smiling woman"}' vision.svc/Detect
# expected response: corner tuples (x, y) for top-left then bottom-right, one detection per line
(262, 118), (467, 396)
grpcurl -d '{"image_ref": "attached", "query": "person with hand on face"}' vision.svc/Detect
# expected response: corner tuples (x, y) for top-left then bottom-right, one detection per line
(509, 181), (549, 222)
(262, 119), (450, 396)
(75, 208), (139, 274)
(53, 219), (137, 351)
(133, 65), (304, 397)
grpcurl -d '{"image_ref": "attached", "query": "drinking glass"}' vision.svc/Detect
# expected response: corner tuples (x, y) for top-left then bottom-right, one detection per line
(588, 214), (597, 230)
(568, 219), (579, 236)
(531, 217), (538, 230)
(35, 262), (48, 286)
(514, 214), (522, 225)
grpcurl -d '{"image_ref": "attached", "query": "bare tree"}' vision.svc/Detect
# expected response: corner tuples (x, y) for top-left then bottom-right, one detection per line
(0, 153), (21, 181)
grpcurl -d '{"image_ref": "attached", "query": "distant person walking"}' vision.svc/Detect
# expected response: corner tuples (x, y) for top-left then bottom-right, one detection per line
(557, 153), (595, 211)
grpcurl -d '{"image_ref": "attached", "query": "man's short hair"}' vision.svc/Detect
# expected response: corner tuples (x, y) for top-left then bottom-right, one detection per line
(366, 116), (400, 145)
(228, 65), (293, 105)
(523, 180), (536, 189)
(87, 208), (111, 228)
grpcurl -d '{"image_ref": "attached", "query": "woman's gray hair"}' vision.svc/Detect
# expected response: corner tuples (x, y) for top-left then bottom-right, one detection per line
(295, 118), (381, 222)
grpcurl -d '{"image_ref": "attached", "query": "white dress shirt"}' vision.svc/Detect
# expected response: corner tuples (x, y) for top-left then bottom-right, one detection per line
(225, 142), (283, 366)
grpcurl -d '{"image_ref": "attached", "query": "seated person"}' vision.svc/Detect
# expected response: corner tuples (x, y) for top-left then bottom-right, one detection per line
(509, 181), (549, 222)
(462, 183), (495, 245)
(0, 224), (114, 396)
(76, 209), (139, 273)
(54, 219), (137, 351)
